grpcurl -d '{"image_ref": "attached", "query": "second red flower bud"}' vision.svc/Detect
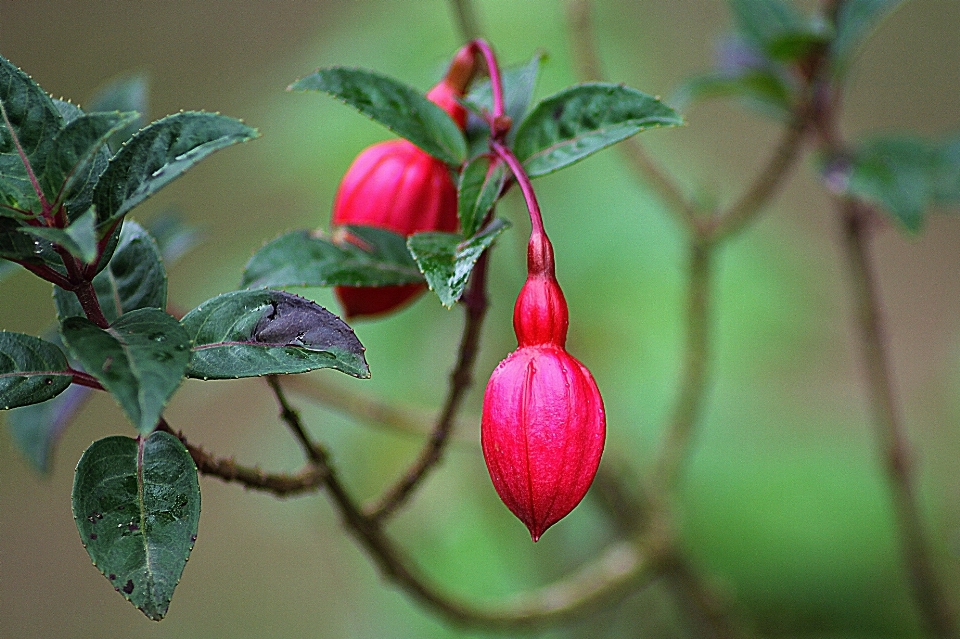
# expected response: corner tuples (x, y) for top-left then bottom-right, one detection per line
(331, 48), (475, 319)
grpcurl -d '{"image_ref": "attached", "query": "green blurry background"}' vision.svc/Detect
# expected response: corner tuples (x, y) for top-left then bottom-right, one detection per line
(2, 1), (960, 637)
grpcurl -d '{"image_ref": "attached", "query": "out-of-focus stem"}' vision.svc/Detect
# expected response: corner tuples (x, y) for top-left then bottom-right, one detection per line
(447, 0), (482, 43)
(565, 0), (697, 227)
(839, 201), (958, 638)
(653, 236), (713, 489)
(365, 250), (490, 521)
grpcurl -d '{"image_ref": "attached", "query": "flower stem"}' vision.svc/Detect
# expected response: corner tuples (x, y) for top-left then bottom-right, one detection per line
(490, 139), (544, 235)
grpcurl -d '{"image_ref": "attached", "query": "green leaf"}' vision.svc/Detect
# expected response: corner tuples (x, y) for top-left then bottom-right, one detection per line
(407, 218), (509, 308)
(181, 289), (368, 380)
(824, 135), (952, 232)
(72, 430), (200, 621)
(464, 52), (543, 144)
(40, 110), (138, 207)
(92, 112), (258, 233)
(289, 67), (466, 165)
(55, 220), (167, 323)
(22, 208), (98, 264)
(0, 216), (42, 263)
(61, 308), (190, 434)
(830, 0), (905, 76)
(457, 155), (505, 237)
(0, 258), (17, 281)
(934, 136), (960, 205)
(514, 83), (683, 178)
(729, 0), (807, 50)
(144, 208), (200, 264)
(0, 331), (73, 409)
(242, 226), (424, 290)
(673, 70), (793, 115)
(87, 73), (149, 151)
(0, 54), (63, 217)
(7, 384), (91, 473)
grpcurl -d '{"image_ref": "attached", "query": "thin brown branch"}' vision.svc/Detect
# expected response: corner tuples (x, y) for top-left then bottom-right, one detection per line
(838, 200), (958, 638)
(709, 111), (811, 242)
(653, 236), (713, 489)
(280, 374), (475, 442)
(365, 250), (490, 521)
(447, 0), (482, 43)
(257, 377), (669, 630)
(565, 0), (697, 226)
(157, 420), (325, 497)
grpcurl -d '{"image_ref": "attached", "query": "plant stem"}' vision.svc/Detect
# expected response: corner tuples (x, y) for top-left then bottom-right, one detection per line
(447, 0), (482, 42)
(260, 370), (667, 630)
(710, 112), (811, 241)
(73, 280), (110, 328)
(158, 419), (326, 497)
(565, 0), (697, 228)
(366, 250), (490, 520)
(490, 140), (544, 234)
(839, 201), (958, 638)
(654, 235), (713, 489)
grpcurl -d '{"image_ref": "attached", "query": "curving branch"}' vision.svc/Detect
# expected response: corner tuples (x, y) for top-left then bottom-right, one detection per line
(837, 200), (958, 638)
(364, 250), (491, 521)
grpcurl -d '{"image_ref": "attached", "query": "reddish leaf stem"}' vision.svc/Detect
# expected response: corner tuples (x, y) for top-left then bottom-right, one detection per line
(0, 100), (50, 220)
(490, 139), (544, 235)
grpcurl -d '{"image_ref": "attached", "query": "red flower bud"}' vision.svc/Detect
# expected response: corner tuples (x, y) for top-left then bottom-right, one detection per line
(481, 232), (606, 541)
(332, 51), (474, 319)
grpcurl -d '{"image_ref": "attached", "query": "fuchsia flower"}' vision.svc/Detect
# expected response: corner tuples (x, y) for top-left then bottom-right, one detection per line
(332, 49), (474, 319)
(481, 230), (606, 541)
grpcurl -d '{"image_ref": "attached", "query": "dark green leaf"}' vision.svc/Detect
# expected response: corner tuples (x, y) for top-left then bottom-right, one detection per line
(92, 112), (258, 233)
(289, 67), (466, 165)
(830, 0), (905, 75)
(61, 308), (190, 434)
(23, 208), (98, 264)
(729, 0), (806, 49)
(40, 111), (138, 207)
(145, 208), (200, 264)
(87, 73), (148, 151)
(72, 431), (200, 621)
(673, 70), (793, 114)
(0, 54), (63, 217)
(407, 218), (509, 308)
(7, 384), (91, 473)
(0, 216), (42, 263)
(0, 331), (72, 410)
(457, 155), (505, 237)
(766, 30), (831, 62)
(464, 52), (543, 144)
(934, 136), (960, 205)
(514, 83), (683, 178)
(824, 136), (943, 232)
(181, 289), (368, 380)
(242, 226), (424, 290)
(55, 220), (167, 323)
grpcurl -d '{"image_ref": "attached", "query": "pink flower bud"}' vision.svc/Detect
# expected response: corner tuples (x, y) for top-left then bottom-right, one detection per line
(481, 232), (606, 541)
(332, 52), (474, 319)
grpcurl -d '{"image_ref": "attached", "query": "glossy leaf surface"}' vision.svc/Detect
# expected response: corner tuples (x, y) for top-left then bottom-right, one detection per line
(457, 155), (505, 238)
(55, 220), (167, 323)
(92, 112), (258, 232)
(0, 331), (72, 409)
(0, 53), (62, 217)
(514, 83), (682, 178)
(72, 431), (200, 621)
(407, 218), (509, 307)
(23, 208), (98, 264)
(181, 289), (369, 380)
(7, 384), (91, 473)
(242, 226), (424, 290)
(289, 67), (466, 165)
(61, 308), (190, 434)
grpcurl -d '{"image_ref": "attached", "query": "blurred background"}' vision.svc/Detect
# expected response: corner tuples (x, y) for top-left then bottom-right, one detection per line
(2, 1), (959, 637)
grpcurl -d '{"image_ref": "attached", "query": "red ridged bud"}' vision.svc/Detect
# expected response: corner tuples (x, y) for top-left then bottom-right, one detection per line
(332, 49), (475, 319)
(481, 232), (606, 541)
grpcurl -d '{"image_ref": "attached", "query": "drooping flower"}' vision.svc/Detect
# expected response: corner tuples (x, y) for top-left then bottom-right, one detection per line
(481, 231), (606, 541)
(331, 48), (474, 319)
